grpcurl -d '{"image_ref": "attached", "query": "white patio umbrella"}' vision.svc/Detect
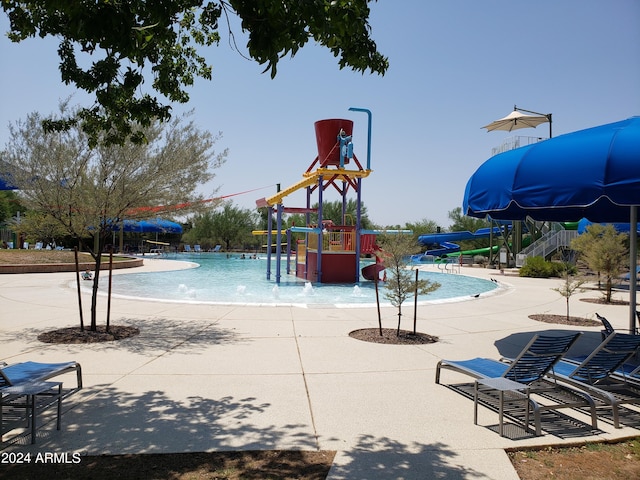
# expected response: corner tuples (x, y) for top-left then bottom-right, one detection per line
(482, 106), (552, 137)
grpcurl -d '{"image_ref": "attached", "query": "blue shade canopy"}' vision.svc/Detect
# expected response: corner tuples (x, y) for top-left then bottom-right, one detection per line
(464, 116), (640, 223)
(0, 178), (16, 190)
(0, 161), (17, 190)
(112, 219), (183, 234)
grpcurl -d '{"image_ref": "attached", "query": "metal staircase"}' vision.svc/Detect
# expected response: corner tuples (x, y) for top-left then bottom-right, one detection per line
(516, 230), (579, 267)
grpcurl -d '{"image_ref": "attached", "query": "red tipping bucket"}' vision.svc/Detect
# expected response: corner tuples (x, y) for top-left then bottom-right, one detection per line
(314, 119), (353, 167)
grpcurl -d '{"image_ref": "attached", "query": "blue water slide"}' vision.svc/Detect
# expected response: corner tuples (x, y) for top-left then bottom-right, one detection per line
(417, 227), (504, 256)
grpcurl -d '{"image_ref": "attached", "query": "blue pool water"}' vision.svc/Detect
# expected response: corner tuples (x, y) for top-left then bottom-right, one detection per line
(103, 253), (497, 307)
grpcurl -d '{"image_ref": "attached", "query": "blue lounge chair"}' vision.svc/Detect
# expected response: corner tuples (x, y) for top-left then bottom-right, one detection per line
(183, 245), (192, 253)
(546, 332), (640, 428)
(194, 244), (202, 253)
(0, 361), (82, 390)
(1, 361), (82, 443)
(597, 312), (639, 337)
(436, 333), (598, 435)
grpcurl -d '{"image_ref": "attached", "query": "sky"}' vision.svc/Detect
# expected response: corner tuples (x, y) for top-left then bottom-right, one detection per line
(1, 1), (639, 229)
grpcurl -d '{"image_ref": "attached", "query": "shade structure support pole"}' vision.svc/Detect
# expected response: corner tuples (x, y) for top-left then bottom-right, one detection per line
(630, 206), (637, 334)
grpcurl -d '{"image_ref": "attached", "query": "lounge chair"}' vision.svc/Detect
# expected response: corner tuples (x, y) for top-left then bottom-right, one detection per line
(1, 361), (82, 443)
(596, 313), (615, 340)
(1, 360), (82, 393)
(212, 244), (221, 252)
(546, 332), (640, 428)
(436, 333), (598, 436)
(183, 245), (192, 253)
(194, 244), (202, 253)
(597, 312), (639, 338)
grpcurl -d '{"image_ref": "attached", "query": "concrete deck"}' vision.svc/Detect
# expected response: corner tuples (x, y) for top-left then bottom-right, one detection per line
(1, 258), (638, 479)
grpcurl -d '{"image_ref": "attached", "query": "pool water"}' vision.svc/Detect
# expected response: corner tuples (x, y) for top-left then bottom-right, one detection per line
(102, 253), (497, 307)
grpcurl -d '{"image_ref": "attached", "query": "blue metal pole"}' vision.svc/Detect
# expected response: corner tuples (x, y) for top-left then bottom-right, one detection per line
(348, 107), (372, 170)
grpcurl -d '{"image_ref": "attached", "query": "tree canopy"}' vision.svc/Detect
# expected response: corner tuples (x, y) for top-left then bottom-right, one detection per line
(571, 224), (628, 303)
(183, 201), (258, 250)
(2, 104), (226, 329)
(3, 1), (388, 145)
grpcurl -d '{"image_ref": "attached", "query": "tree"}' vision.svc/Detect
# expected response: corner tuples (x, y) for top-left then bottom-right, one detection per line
(207, 201), (258, 250)
(552, 269), (586, 322)
(405, 218), (439, 238)
(311, 199), (374, 230)
(447, 207), (491, 250)
(3, 1), (388, 146)
(2, 105), (227, 330)
(571, 224), (628, 303)
(11, 211), (68, 247)
(377, 233), (440, 336)
(0, 190), (24, 224)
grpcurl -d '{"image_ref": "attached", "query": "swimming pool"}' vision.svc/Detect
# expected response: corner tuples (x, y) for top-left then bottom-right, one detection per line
(100, 253), (498, 307)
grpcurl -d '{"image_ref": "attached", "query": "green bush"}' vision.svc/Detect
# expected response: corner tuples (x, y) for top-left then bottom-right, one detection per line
(519, 256), (555, 278)
(520, 257), (577, 278)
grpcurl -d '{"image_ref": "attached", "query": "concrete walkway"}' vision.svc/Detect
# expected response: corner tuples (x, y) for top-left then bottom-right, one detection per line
(1, 258), (638, 479)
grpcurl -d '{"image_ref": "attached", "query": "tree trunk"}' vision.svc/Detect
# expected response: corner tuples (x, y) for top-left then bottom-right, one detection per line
(605, 277), (613, 303)
(396, 306), (402, 337)
(374, 275), (382, 336)
(89, 235), (106, 331)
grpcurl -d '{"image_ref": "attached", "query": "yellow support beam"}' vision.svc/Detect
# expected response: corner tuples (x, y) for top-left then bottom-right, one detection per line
(252, 230), (288, 236)
(264, 168), (372, 206)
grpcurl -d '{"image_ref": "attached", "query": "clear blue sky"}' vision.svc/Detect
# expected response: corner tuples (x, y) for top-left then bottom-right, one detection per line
(1, 1), (639, 228)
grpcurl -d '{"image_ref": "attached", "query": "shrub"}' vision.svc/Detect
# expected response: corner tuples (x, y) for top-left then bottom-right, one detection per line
(519, 256), (554, 278)
(473, 255), (487, 265)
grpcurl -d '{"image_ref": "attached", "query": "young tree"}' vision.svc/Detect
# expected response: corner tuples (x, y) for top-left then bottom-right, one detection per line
(209, 201), (258, 250)
(378, 233), (440, 336)
(2, 105), (227, 330)
(571, 224), (628, 303)
(552, 269), (586, 322)
(3, 1), (388, 145)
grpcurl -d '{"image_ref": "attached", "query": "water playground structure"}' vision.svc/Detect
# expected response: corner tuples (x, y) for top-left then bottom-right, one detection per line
(255, 109), (402, 284)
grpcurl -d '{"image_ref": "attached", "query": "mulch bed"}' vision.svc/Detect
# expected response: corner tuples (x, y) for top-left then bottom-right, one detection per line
(349, 328), (438, 345)
(581, 297), (630, 306)
(37, 325), (140, 344)
(528, 314), (600, 327)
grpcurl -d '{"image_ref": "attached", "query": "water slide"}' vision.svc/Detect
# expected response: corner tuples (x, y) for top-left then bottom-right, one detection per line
(362, 263), (385, 281)
(416, 227), (504, 257)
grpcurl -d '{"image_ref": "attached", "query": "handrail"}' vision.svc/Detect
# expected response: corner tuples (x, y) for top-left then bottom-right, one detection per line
(516, 230), (578, 266)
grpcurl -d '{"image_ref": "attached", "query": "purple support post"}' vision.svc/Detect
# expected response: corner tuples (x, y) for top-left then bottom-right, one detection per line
(286, 229), (291, 274)
(266, 207), (272, 280)
(355, 177), (363, 283)
(317, 175), (323, 283)
(276, 203), (283, 284)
